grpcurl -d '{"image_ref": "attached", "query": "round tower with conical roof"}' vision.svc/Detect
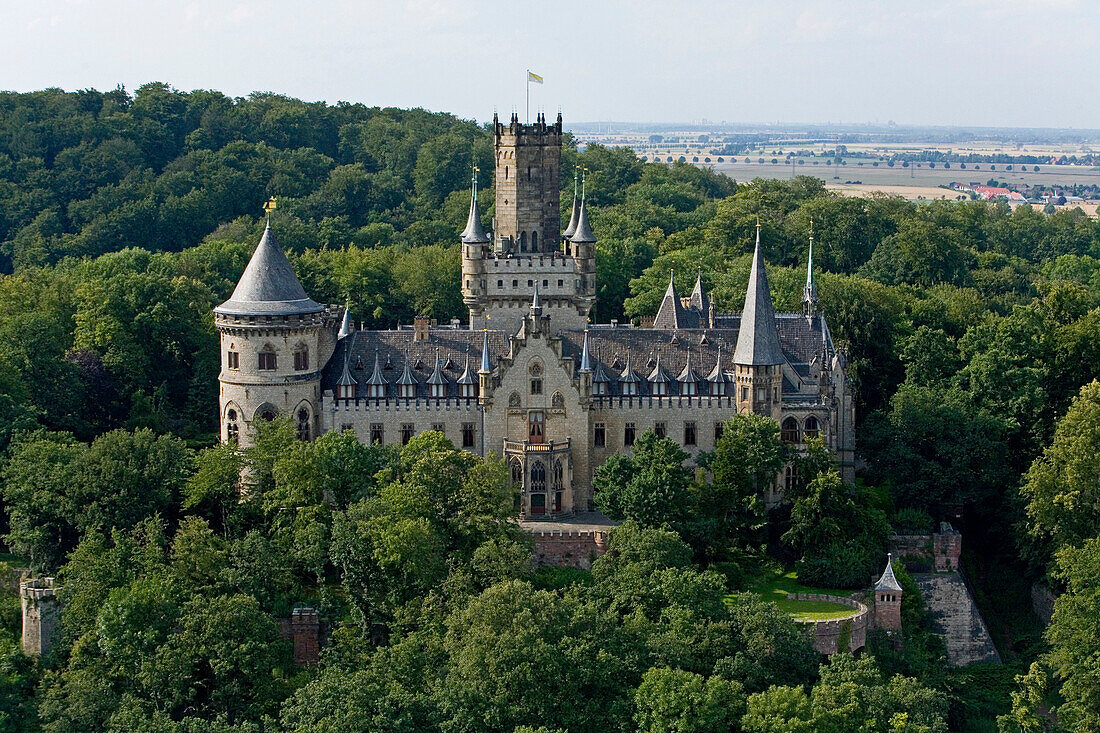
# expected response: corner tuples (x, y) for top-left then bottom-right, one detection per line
(214, 223), (336, 447)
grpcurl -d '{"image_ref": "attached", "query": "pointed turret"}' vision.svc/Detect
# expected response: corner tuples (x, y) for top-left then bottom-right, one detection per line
(732, 224), (784, 366)
(570, 199), (596, 244)
(337, 304), (352, 340)
(531, 282), (542, 315)
(366, 349), (387, 388)
(397, 351), (418, 390)
(479, 330), (492, 374)
(653, 270), (688, 329)
(337, 352), (357, 389)
(678, 351), (702, 384)
(460, 169), (490, 244)
(689, 273), (710, 315)
(427, 355), (449, 386)
(620, 353), (642, 385)
(215, 223), (322, 316)
(802, 222), (818, 316)
(875, 554), (903, 592)
(563, 168), (581, 239)
(648, 354), (673, 384)
(707, 344), (730, 382)
(579, 329), (593, 372)
(457, 348), (477, 385)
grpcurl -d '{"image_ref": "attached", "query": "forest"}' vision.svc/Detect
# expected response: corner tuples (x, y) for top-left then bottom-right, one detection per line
(0, 84), (1099, 731)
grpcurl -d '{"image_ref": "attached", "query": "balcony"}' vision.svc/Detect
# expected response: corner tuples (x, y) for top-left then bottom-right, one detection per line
(503, 438), (571, 454)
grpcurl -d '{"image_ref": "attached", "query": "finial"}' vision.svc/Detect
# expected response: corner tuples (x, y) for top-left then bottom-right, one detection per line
(581, 167), (589, 201)
(263, 195), (277, 223)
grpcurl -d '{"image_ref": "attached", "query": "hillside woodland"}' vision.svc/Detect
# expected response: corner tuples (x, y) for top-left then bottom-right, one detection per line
(0, 84), (1099, 731)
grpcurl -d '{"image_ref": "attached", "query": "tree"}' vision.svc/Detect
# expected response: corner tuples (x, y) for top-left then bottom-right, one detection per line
(633, 667), (746, 733)
(593, 430), (696, 535)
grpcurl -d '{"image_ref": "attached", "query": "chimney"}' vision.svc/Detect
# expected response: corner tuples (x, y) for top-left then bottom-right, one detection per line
(413, 316), (430, 342)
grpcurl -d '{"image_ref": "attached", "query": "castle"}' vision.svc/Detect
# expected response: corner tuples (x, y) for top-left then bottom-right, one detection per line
(214, 112), (855, 517)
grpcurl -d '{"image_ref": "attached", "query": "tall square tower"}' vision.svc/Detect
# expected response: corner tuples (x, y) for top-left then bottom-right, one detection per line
(494, 112), (562, 254)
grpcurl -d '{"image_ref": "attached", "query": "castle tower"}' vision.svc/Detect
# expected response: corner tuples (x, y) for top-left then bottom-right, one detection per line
(21, 578), (61, 657)
(874, 554), (903, 632)
(732, 223), (784, 419)
(463, 111), (595, 334)
(214, 224), (337, 447)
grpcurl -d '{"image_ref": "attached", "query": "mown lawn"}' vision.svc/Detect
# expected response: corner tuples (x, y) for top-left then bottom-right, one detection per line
(733, 568), (858, 622)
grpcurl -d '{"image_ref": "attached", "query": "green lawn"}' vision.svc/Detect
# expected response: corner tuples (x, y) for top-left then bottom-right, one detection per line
(735, 569), (858, 622)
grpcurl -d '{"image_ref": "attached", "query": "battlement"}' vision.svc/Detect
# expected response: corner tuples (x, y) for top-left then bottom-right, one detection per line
(493, 112), (563, 139)
(786, 593), (868, 654)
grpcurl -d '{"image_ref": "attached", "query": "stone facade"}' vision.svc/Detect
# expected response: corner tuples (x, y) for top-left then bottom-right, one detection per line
(891, 522), (962, 573)
(216, 110), (856, 518)
(914, 573), (1001, 666)
(21, 577), (61, 658)
(277, 607), (321, 666)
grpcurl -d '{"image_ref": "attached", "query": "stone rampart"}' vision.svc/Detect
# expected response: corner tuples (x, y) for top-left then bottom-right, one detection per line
(890, 523), (961, 572)
(786, 593), (868, 654)
(529, 529), (610, 570)
(21, 578), (61, 657)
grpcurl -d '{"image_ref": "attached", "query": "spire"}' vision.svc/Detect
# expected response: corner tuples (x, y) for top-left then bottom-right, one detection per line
(397, 351), (418, 386)
(427, 352), (448, 386)
(689, 272), (710, 315)
(653, 270), (688, 329)
(337, 350), (357, 388)
(460, 167), (490, 244)
(337, 303), (352, 340)
(531, 282), (542, 314)
(648, 353), (672, 383)
(707, 343), (730, 383)
(563, 167), (581, 239)
(215, 223), (323, 316)
(457, 347), (477, 384)
(620, 352), (642, 384)
(570, 199), (596, 244)
(678, 350), (702, 383)
(732, 223), (785, 366)
(579, 329), (593, 372)
(366, 349), (387, 386)
(802, 219), (818, 315)
(479, 329), (491, 374)
(875, 554), (903, 592)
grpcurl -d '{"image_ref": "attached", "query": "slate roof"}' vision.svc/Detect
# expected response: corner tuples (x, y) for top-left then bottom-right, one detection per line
(460, 189), (490, 244)
(875, 554), (903, 592)
(562, 194), (580, 239)
(215, 224), (323, 316)
(732, 227), (784, 365)
(570, 200), (596, 244)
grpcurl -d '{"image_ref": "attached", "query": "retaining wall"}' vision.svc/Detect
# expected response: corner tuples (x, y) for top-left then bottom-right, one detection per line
(891, 523), (962, 572)
(786, 593), (868, 654)
(1031, 583), (1057, 627)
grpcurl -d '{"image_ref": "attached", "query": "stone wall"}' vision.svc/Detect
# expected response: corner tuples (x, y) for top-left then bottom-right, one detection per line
(21, 578), (61, 658)
(787, 593), (868, 655)
(529, 530), (610, 570)
(891, 523), (962, 572)
(914, 573), (1000, 666)
(1031, 583), (1057, 627)
(277, 607), (321, 666)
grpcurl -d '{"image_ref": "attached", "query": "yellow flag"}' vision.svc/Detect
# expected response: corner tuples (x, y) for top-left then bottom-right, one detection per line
(528, 71), (543, 84)
(263, 196), (277, 213)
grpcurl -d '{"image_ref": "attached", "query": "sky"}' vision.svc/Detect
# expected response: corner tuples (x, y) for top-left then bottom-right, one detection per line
(1, 0), (1097, 129)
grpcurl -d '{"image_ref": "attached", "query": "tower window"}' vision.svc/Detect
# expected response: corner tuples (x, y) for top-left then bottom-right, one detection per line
(226, 408), (239, 445)
(227, 349), (239, 370)
(370, 423), (384, 444)
(462, 422), (476, 448)
(714, 421), (724, 442)
(530, 378), (542, 395)
(294, 345), (309, 371)
(258, 345), (277, 371)
(558, 279), (563, 288)
(655, 422), (666, 439)
(513, 279), (518, 287)
(527, 166), (531, 180)
(401, 423), (415, 445)
(532, 231), (538, 250)
(505, 166), (509, 180)
(624, 422), (636, 446)
(498, 279), (503, 287)
(684, 421), (697, 446)
(297, 408), (311, 441)
(741, 386), (749, 401)
(594, 422), (606, 447)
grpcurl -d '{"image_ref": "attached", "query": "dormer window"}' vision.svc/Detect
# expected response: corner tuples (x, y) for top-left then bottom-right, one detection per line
(339, 383), (356, 400)
(711, 381), (726, 396)
(293, 344), (309, 371)
(622, 381), (637, 396)
(431, 383), (446, 398)
(258, 345), (277, 371)
(399, 383), (416, 399)
(652, 381), (667, 396)
(460, 382), (478, 398)
(368, 384), (385, 398)
(593, 381), (607, 396)
(681, 381), (697, 396)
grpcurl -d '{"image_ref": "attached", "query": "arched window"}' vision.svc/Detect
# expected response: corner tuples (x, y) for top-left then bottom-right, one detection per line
(258, 344), (277, 371)
(293, 344), (309, 371)
(226, 407), (239, 444)
(531, 231), (538, 250)
(531, 461), (546, 491)
(258, 406), (277, 422)
(781, 417), (800, 443)
(510, 459), (523, 487)
(297, 408), (311, 441)
(552, 459), (563, 490)
(804, 416), (820, 439)
(520, 231), (527, 252)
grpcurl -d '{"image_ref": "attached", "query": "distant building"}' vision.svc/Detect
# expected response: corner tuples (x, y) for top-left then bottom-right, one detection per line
(215, 112), (856, 518)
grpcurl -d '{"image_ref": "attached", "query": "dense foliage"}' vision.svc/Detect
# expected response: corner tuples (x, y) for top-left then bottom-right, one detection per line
(1, 85), (1100, 730)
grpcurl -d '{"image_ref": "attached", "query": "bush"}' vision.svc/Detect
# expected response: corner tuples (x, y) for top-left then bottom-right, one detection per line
(893, 507), (934, 534)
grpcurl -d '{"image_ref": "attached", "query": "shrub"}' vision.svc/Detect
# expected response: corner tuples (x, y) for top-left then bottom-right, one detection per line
(893, 508), (934, 535)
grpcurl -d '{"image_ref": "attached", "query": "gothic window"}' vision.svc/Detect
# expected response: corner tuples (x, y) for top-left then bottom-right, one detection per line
(258, 406), (278, 422)
(227, 346), (239, 370)
(520, 232), (527, 251)
(532, 231), (538, 250)
(401, 423), (415, 445)
(528, 411), (545, 443)
(293, 344), (309, 371)
(684, 421), (697, 446)
(531, 461), (546, 491)
(297, 408), (311, 441)
(804, 416), (820, 439)
(226, 407), (239, 445)
(462, 422), (476, 448)
(594, 422), (606, 447)
(509, 391), (521, 407)
(655, 421), (666, 439)
(370, 423), (384, 444)
(552, 459), (563, 490)
(624, 422), (636, 446)
(510, 458), (523, 486)
(258, 345), (277, 371)
(781, 417), (800, 443)
(530, 378), (542, 395)
(551, 392), (564, 409)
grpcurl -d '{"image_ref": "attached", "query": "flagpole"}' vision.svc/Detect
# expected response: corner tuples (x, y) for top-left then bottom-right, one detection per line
(526, 68), (529, 124)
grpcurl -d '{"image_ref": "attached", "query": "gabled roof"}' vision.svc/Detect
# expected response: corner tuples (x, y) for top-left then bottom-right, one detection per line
(875, 554), (903, 592)
(653, 271), (689, 329)
(732, 225), (785, 366)
(215, 223), (323, 316)
(689, 273), (710, 315)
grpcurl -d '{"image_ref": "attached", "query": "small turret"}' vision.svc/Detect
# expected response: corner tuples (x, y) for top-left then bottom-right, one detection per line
(337, 303), (352, 340)
(579, 329), (593, 372)
(802, 221), (818, 316)
(874, 554), (903, 632)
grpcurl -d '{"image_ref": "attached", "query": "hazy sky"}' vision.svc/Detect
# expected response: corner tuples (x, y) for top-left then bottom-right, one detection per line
(2, 0), (1096, 128)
